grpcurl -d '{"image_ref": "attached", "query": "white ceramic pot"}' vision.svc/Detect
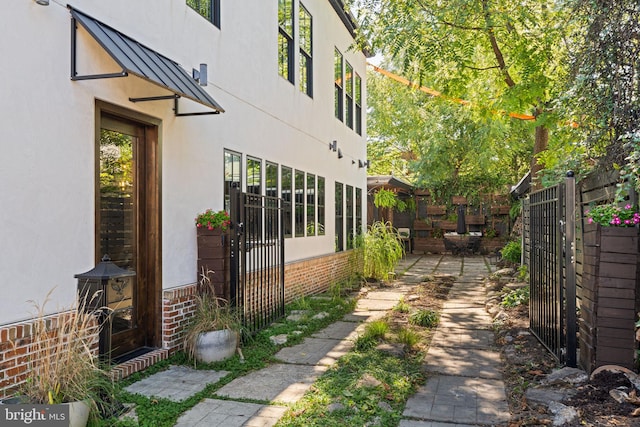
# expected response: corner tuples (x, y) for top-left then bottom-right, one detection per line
(195, 329), (238, 363)
(66, 400), (90, 427)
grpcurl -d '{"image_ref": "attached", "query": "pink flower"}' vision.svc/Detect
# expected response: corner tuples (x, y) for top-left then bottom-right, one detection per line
(625, 219), (631, 225)
(588, 218), (593, 224)
(626, 204), (632, 210)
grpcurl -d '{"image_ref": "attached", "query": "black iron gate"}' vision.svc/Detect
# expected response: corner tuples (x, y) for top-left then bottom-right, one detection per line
(525, 173), (577, 366)
(229, 187), (285, 335)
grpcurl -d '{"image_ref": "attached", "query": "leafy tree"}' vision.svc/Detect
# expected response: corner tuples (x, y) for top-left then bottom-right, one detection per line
(562, 0), (640, 191)
(350, 0), (577, 187)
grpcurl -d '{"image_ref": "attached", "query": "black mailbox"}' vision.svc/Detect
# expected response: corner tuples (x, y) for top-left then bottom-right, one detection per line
(75, 255), (135, 361)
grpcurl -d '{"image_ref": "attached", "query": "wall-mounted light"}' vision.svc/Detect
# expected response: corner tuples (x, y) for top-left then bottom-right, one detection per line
(192, 64), (208, 86)
(35, 0), (49, 5)
(329, 140), (337, 152)
(337, 149), (343, 159)
(358, 160), (371, 168)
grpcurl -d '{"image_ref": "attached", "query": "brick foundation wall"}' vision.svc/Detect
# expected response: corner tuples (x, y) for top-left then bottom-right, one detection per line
(161, 250), (359, 353)
(0, 311), (100, 399)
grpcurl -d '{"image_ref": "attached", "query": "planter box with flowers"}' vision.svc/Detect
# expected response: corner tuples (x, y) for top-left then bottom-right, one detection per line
(196, 209), (231, 301)
(579, 203), (640, 373)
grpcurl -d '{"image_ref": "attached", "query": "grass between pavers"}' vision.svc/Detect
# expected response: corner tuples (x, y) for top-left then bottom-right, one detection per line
(275, 348), (425, 427)
(103, 293), (357, 426)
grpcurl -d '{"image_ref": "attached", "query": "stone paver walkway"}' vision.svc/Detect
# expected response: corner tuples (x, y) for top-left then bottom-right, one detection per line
(400, 256), (510, 427)
(122, 255), (511, 426)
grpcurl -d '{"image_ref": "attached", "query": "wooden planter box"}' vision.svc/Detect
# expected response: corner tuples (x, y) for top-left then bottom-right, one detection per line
(480, 238), (505, 255)
(465, 215), (486, 225)
(427, 205), (447, 216)
(452, 196), (467, 205)
(491, 205), (510, 215)
(414, 189), (430, 196)
(197, 227), (230, 301)
(413, 219), (432, 230)
(437, 220), (457, 231)
(579, 224), (640, 373)
(413, 237), (445, 254)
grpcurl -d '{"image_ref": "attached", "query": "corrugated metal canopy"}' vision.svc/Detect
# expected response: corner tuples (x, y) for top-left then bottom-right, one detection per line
(69, 7), (224, 114)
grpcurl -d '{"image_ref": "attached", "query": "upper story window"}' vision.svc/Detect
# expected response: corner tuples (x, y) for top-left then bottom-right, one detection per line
(334, 48), (343, 121)
(187, 0), (220, 28)
(278, 0), (294, 84)
(299, 4), (313, 97)
(345, 61), (354, 129)
(224, 150), (242, 212)
(355, 73), (362, 135)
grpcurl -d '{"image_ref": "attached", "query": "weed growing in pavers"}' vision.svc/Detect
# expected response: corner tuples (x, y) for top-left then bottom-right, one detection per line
(409, 309), (439, 328)
(276, 350), (424, 427)
(397, 327), (420, 349)
(393, 297), (411, 313)
(354, 320), (389, 351)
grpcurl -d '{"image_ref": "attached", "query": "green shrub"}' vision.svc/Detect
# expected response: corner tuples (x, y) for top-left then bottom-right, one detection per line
(501, 240), (522, 264)
(501, 286), (530, 308)
(409, 309), (439, 328)
(363, 221), (404, 281)
(354, 320), (389, 351)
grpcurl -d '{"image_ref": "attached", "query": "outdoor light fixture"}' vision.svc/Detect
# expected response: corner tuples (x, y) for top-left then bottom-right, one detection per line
(192, 63), (208, 86)
(358, 160), (364, 168)
(337, 149), (343, 159)
(35, 0), (49, 5)
(329, 140), (337, 152)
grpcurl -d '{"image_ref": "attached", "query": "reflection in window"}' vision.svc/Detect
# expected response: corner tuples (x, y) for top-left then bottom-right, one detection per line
(186, 0), (220, 28)
(355, 74), (362, 135)
(356, 187), (362, 239)
(345, 61), (354, 129)
(224, 150), (242, 212)
(282, 166), (292, 238)
(246, 157), (262, 195)
(334, 48), (343, 121)
(278, 0), (294, 83)
(317, 176), (325, 235)
(335, 182), (343, 251)
(266, 162), (278, 198)
(295, 170), (305, 237)
(299, 4), (313, 97)
(306, 173), (316, 236)
(346, 185), (354, 249)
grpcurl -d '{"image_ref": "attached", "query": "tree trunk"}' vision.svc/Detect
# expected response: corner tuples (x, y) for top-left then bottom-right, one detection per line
(531, 124), (549, 191)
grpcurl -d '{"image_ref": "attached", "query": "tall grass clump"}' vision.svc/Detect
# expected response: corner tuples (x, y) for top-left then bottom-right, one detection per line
(363, 221), (404, 281)
(16, 289), (117, 420)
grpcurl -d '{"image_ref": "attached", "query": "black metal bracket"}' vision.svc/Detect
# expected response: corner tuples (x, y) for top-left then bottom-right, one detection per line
(174, 97), (220, 117)
(70, 17), (128, 81)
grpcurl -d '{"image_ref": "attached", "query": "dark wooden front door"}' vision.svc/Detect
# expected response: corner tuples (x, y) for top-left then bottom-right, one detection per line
(97, 109), (160, 361)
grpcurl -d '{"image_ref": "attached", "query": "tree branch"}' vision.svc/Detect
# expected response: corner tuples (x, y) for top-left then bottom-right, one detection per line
(482, 0), (516, 87)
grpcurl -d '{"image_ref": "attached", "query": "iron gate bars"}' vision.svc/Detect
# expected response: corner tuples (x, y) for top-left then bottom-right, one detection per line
(229, 187), (286, 335)
(527, 173), (577, 366)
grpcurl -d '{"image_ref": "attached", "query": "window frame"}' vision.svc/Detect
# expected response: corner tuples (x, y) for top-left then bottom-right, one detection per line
(334, 48), (344, 121)
(294, 170), (305, 237)
(224, 149), (242, 212)
(282, 166), (293, 238)
(246, 156), (262, 195)
(335, 181), (344, 251)
(345, 61), (354, 129)
(306, 173), (316, 236)
(346, 185), (354, 249)
(317, 176), (325, 236)
(299, 3), (313, 97)
(355, 73), (362, 135)
(278, 0), (294, 84)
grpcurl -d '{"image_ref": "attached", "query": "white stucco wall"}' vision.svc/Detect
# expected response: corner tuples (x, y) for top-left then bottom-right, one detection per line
(0, 0), (366, 324)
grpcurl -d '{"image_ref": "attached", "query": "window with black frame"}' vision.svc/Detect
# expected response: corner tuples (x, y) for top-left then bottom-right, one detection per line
(295, 170), (305, 237)
(186, 0), (220, 28)
(306, 173), (316, 236)
(346, 185), (354, 249)
(345, 61), (354, 129)
(278, 0), (294, 83)
(317, 176), (325, 235)
(334, 48), (343, 121)
(282, 166), (293, 238)
(299, 4), (313, 97)
(335, 182), (344, 251)
(355, 74), (362, 135)
(224, 150), (242, 212)
(356, 187), (362, 239)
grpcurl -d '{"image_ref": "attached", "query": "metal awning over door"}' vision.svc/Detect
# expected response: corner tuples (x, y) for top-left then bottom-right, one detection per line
(69, 7), (224, 116)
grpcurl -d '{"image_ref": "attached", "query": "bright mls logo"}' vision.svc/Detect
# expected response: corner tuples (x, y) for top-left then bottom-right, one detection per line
(0, 405), (68, 426)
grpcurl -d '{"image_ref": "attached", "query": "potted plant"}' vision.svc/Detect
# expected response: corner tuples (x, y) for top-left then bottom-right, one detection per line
(183, 270), (243, 364)
(7, 289), (118, 426)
